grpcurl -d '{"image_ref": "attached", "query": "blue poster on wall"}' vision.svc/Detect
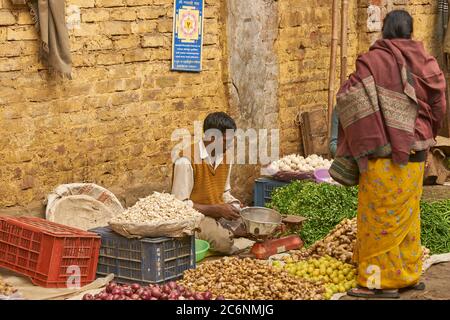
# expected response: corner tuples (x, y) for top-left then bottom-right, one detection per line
(172, 0), (204, 72)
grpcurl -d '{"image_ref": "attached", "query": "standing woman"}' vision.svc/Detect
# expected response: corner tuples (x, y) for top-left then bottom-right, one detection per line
(333, 10), (446, 298)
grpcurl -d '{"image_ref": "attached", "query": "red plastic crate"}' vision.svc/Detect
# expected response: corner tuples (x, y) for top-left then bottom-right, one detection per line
(0, 216), (100, 288)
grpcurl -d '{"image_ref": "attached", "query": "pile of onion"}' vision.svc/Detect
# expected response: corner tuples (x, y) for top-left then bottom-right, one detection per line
(82, 281), (224, 301)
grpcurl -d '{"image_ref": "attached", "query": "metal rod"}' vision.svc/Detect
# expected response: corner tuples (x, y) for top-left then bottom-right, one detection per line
(340, 0), (349, 85)
(328, 0), (339, 140)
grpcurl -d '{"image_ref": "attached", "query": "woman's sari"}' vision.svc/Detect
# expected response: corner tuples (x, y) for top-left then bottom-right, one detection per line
(335, 39), (446, 290)
(354, 159), (424, 289)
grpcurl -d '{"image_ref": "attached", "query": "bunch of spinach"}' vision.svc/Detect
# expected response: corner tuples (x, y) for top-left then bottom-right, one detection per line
(266, 181), (358, 247)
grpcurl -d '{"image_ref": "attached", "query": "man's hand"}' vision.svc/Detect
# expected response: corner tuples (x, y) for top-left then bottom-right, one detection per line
(214, 204), (240, 220)
(193, 203), (241, 220)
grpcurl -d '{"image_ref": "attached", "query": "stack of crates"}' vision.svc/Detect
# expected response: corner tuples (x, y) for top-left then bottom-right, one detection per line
(253, 178), (289, 207)
(89, 227), (195, 285)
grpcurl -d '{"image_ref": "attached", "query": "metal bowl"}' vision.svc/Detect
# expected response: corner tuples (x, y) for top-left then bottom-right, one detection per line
(240, 207), (282, 236)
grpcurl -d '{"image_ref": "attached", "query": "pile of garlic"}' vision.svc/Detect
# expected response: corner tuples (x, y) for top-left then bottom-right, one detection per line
(110, 192), (203, 224)
(272, 154), (332, 173)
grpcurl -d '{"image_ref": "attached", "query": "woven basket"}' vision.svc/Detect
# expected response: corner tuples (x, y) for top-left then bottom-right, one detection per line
(272, 170), (315, 182)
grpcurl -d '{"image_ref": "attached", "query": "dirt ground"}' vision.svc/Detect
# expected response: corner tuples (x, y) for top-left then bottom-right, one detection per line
(422, 185), (450, 202)
(341, 262), (450, 300)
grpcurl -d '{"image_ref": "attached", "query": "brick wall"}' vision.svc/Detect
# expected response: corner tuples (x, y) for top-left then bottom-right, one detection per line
(0, 0), (229, 214)
(276, 0), (359, 155)
(277, 0), (441, 156)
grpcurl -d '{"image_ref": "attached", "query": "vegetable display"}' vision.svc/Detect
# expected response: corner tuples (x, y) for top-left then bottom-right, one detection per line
(420, 200), (450, 254)
(274, 256), (358, 300)
(267, 181), (358, 247)
(110, 192), (203, 224)
(271, 154), (332, 173)
(82, 281), (221, 300)
(180, 257), (325, 300)
(0, 277), (17, 297)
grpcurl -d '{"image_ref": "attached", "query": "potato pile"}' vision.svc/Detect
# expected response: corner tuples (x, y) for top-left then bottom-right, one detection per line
(180, 257), (325, 300)
(272, 154), (332, 173)
(110, 192), (203, 224)
(275, 256), (358, 300)
(0, 277), (17, 297)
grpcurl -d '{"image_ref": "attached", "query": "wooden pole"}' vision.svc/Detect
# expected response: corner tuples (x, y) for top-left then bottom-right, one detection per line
(340, 0), (349, 85)
(328, 0), (339, 135)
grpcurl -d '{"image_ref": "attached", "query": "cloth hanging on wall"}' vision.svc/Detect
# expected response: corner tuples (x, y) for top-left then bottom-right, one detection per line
(27, 0), (72, 78)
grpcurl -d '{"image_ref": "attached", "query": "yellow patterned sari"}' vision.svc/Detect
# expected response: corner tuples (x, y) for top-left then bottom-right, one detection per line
(354, 158), (424, 290)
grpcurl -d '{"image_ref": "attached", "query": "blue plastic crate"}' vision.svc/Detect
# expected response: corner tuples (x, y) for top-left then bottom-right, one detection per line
(253, 178), (289, 207)
(89, 227), (195, 285)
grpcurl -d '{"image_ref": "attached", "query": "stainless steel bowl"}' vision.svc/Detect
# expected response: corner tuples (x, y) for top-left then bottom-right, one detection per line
(240, 207), (282, 236)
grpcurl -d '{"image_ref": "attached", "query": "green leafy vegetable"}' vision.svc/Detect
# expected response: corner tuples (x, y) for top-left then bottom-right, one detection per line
(420, 200), (450, 255)
(266, 180), (450, 254)
(266, 181), (358, 247)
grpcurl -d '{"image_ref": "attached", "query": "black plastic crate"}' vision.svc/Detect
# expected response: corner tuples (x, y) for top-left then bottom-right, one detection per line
(253, 178), (289, 207)
(89, 227), (195, 285)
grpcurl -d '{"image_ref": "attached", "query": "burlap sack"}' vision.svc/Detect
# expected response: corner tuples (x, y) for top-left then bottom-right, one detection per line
(108, 214), (204, 239)
(424, 149), (449, 185)
(46, 183), (124, 231)
(0, 268), (114, 300)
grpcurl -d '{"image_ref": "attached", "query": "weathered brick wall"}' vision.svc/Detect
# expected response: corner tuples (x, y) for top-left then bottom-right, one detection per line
(0, 0), (229, 215)
(277, 0), (359, 155)
(277, 0), (441, 156)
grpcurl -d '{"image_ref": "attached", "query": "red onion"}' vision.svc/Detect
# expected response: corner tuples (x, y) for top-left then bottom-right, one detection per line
(140, 292), (151, 300)
(193, 293), (204, 300)
(150, 287), (162, 298)
(177, 285), (186, 293)
(203, 291), (212, 300)
(183, 290), (193, 298)
(136, 288), (145, 296)
(188, 297), (195, 300)
(168, 292), (180, 300)
(131, 283), (141, 292)
(131, 294), (140, 300)
(123, 289), (133, 297)
(167, 281), (177, 290)
(106, 282), (117, 293)
(162, 285), (171, 294)
(160, 293), (169, 300)
(82, 294), (94, 300)
(99, 292), (109, 300)
(106, 295), (114, 300)
(111, 288), (122, 296)
(215, 295), (225, 300)
(150, 297), (158, 300)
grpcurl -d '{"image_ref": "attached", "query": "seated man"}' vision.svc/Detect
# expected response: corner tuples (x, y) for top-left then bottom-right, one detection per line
(171, 112), (244, 254)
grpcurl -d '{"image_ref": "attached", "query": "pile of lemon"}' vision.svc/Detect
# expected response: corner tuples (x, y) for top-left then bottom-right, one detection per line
(274, 255), (358, 300)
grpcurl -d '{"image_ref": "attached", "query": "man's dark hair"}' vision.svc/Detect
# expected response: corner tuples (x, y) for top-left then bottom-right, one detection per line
(382, 10), (413, 40)
(203, 112), (237, 133)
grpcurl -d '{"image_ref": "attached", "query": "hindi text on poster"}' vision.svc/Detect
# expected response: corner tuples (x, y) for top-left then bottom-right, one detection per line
(172, 0), (204, 72)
